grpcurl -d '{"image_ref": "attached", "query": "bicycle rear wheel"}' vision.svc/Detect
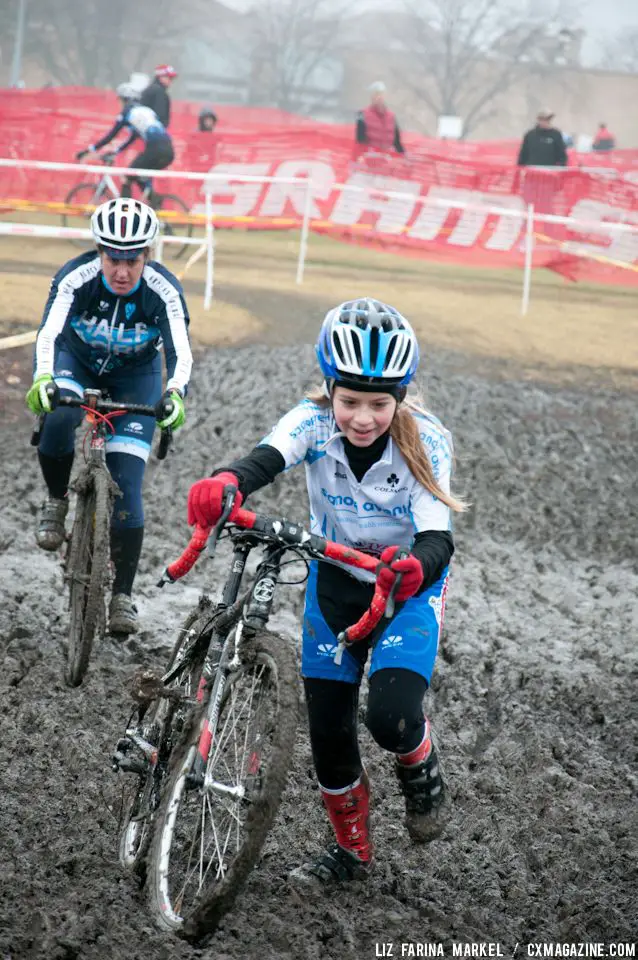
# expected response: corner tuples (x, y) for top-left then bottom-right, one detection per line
(65, 470), (110, 687)
(62, 182), (102, 249)
(156, 193), (193, 261)
(118, 604), (211, 874)
(147, 630), (298, 943)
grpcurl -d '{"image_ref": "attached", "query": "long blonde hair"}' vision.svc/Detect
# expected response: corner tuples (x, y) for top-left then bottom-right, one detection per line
(306, 386), (467, 513)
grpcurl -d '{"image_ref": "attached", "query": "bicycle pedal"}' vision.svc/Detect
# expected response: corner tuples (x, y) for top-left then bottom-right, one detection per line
(113, 753), (149, 777)
(130, 669), (183, 703)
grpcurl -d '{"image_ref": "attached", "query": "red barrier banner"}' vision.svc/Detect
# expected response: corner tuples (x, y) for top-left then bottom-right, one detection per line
(1, 87), (638, 284)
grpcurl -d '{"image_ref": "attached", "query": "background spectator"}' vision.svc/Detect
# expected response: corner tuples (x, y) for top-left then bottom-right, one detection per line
(517, 109), (567, 167)
(198, 105), (218, 133)
(592, 123), (616, 152)
(140, 64), (178, 129)
(355, 81), (405, 156)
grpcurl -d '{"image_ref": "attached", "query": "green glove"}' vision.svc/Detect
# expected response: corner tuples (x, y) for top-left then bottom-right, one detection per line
(155, 389), (186, 431)
(26, 374), (59, 415)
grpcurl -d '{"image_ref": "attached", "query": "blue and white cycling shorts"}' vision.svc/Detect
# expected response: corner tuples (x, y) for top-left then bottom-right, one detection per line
(301, 562), (449, 685)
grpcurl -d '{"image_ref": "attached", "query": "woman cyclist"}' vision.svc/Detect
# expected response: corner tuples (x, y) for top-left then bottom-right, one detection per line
(76, 82), (174, 204)
(25, 197), (192, 635)
(186, 298), (466, 886)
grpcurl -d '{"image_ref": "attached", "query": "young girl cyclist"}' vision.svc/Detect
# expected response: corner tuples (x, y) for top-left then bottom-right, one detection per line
(187, 298), (465, 886)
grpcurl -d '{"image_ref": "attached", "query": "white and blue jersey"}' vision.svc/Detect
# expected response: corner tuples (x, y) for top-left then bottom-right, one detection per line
(92, 103), (171, 154)
(35, 250), (192, 389)
(259, 399), (453, 584)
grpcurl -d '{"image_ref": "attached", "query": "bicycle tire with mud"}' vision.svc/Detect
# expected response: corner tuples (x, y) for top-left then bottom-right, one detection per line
(146, 628), (298, 943)
(62, 182), (103, 249)
(155, 193), (193, 260)
(118, 601), (213, 875)
(65, 468), (110, 687)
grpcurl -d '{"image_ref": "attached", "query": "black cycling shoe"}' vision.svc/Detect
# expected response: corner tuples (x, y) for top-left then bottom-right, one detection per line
(395, 743), (449, 843)
(289, 843), (372, 888)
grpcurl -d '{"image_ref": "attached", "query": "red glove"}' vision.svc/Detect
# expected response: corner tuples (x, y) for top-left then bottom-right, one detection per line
(187, 472), (243, 527)
(376, 546), (424, 601)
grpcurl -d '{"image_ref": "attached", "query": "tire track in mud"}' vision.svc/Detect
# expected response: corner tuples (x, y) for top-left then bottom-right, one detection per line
(1, 343), (636, 959)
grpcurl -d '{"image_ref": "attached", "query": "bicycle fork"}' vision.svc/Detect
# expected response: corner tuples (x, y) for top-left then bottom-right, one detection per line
(185, 543), (282, 798)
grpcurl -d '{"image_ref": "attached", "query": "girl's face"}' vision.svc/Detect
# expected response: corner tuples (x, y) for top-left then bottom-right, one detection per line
(332, 386), (397, 447)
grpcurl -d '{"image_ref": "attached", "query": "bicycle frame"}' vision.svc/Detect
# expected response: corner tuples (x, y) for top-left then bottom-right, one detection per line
(149, 493), (405, 798)
(89, 172), (120, 203)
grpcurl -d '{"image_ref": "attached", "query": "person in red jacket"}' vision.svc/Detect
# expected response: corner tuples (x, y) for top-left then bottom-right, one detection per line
(355, 81), (405, 157)
(592, 123), (616, 152)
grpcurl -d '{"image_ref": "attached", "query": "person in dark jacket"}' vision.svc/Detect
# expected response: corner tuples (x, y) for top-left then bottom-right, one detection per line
(517, 109), (567, 167)
(198, 105), (218, 132)
(355, 81), (405, 156)
(140, 65), (178, 129)
(592, 123), (616, 152)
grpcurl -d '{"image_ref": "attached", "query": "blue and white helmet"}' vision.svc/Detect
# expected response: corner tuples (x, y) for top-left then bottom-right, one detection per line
(316, 298), (419, 390)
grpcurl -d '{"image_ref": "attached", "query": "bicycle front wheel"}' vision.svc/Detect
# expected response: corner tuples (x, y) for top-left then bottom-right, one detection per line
(147, 630), (298, 942)
(62, 182), (102, 249)
(156, 193), (193, 261)
(118, 604), (211, 874)
(65, 470), (110, 687)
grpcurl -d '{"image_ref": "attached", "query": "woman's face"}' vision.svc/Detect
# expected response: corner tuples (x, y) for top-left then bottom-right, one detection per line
(99, 249), (146, 295)
(332, 386), (397, 447)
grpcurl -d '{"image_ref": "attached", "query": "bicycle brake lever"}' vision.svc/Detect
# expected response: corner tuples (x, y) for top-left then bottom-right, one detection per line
(383, 549), (410, 619)
(207, 487), (237, 558)
(30, 414), (45, 447)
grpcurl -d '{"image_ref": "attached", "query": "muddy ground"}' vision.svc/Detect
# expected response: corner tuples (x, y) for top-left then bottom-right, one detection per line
(0, 338), (637, 960)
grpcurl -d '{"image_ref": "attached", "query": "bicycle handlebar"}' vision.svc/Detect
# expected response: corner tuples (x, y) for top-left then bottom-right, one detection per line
(30, 391), (172, 460)
(159, 490), (406, 654)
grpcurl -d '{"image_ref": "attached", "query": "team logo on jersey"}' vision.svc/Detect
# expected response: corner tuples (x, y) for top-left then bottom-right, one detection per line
(387, 473), (399, 486)
(99, 300), (110, 311)
(317, 642), (337, 657)
(125, 302), (136, 321)
(334, 470), (347, 479)
(125, 421), (144, 434)
(381, 635), (403, 648)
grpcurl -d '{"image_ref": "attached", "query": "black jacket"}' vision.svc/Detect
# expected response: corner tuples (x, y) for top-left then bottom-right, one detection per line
(140, 78), (171, 128)
(517, 126), (567, 167)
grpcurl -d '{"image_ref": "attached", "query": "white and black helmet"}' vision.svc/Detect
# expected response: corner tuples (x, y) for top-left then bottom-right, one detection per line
(116, 81), (139, 101)
(91, 198), (159, 259)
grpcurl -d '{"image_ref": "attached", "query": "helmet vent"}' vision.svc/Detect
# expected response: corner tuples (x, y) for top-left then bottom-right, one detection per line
(369, 326), (380, 368)
(332, 334), (347, 367)
(350, 332), (363, 367)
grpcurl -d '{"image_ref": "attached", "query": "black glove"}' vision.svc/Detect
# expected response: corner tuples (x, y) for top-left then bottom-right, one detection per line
(101, 151), (117, 164)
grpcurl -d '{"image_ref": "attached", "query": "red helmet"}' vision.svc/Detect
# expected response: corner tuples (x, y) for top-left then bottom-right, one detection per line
(155, 64), (178, 79)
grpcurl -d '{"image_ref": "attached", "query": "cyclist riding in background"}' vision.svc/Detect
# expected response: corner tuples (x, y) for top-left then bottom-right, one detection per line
(76, 82), (174, 203)
(186, 298), (467, 887)
(140, 64), (178, 129)
(25, 197), (192, 636)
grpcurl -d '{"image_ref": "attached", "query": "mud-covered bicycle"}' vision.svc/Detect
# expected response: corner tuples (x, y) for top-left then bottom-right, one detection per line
(32, 388), (172, 686)
(113, 487), (404, 943)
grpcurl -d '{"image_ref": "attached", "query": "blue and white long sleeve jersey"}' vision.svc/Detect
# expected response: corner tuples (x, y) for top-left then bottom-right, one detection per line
(259, 400), (453, 583)
(92, 103), (171, 154)
(35, 251), (192, 391)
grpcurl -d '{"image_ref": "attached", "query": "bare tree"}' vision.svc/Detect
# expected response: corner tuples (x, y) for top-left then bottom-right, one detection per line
(389, 0), (580, 136)
(600, 27), (638, 73)
(22, 0), (199, 88)
(245, 0), (347, 113)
